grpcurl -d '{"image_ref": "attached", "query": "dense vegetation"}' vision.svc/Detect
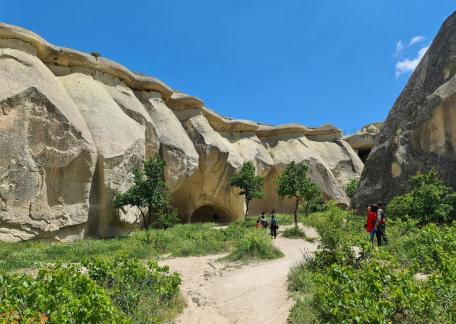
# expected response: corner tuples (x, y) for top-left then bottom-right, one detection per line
(0, 255), (182, 323)
(388, 170), (456, 225)
(288, 171), (456, 323)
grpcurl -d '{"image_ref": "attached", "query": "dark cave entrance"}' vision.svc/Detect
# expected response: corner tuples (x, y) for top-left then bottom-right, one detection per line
(358, 148), (372, 163)
(191, 205), (230, 224)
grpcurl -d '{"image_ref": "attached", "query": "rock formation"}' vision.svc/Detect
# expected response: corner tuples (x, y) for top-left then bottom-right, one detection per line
(344, 123), (382, 162)
(0, 23), (362, 241)
(355, 12), (456, 210)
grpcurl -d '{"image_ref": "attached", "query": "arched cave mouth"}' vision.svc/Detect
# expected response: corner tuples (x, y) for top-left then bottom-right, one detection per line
(358, 148), (372, 163)
(191, 205), (231, 224)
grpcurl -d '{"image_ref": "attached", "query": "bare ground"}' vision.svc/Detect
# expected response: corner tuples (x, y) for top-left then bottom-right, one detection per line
(161, 226), (319, 324)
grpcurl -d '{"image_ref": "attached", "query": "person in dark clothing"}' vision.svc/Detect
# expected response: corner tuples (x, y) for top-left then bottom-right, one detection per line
(270, 215), (278, 239)
(377, 202), (388, 245)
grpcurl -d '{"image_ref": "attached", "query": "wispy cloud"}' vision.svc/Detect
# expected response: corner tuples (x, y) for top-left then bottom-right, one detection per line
(395, 46), (429, 78)
(408, 35), (424, 46)
(395, 40), (404, 57)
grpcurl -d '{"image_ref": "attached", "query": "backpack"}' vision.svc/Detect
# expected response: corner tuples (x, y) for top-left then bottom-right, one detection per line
(378, 210), (386, 223)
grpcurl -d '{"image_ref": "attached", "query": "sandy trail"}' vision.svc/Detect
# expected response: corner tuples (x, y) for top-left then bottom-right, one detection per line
(161, 226), (319, 324)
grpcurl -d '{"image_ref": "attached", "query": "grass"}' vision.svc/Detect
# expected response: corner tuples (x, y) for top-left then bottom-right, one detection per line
(226, 229), (283, 261)
(0, 221), (289, 272)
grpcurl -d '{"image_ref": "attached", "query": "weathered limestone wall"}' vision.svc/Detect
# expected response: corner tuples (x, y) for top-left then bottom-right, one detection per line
(0, 23), (362, 241)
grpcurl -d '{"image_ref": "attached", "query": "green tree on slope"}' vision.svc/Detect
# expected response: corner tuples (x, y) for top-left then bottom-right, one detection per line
(277, 161), (321, 226)
(113, 156), (169, 229)
(230, 161), (264, 220)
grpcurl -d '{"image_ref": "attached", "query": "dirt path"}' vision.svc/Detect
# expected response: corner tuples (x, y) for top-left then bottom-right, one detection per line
(161, 227), (319, 324)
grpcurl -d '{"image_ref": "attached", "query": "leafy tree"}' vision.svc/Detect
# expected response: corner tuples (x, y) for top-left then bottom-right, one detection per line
(388, 170), (456, 225)
(230, 161), (264, 219)
(277, 161), (321, 226)
(345, 179), (360, 199)
(113, 156), (170, 229)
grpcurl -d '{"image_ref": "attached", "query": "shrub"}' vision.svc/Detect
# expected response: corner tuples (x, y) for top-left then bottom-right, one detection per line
(0, 264), (125, 323)
(152, 210), (180, 229)
(387, 170), (456, 225)
(228, 230), (283, 261)
(283, 226), (307, 239)
(312, 259), (436, 323)
(345, 179), (359, 199)
(83, 254), (182, 322)
(90, 51), (101, 58)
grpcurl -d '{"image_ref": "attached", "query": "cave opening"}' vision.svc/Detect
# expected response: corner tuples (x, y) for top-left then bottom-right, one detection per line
(191, 205), (231, 224)
(358, 148), (372, 163)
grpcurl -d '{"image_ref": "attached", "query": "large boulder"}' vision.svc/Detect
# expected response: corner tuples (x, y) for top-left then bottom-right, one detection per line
(344, 123), (382, 162)
(355, 12), (456, 210)
(0, 49), (96, 242)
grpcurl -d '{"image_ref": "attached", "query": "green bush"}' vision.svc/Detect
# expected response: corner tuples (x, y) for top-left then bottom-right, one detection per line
(283, 226), (307, 239)
(83, 254), (182, 323)
(0, 264), (125, 323)
(397, 223), (456, 273)
(313, 259), (436, 323)
(152, 210), (180, 229)
(345, 178), (360, 199)
(388, 170), (456, 225)
(227, 230), (283, 261)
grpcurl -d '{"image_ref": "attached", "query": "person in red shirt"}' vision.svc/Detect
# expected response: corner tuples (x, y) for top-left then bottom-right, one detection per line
(366, 204), (379, 247)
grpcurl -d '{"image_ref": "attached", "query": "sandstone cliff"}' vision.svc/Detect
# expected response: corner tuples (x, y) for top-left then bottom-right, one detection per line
(355, 12), (456, 210)
(0, 23), (362, 241)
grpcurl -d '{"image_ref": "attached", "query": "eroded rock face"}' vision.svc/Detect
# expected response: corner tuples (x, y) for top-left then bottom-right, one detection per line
(59, 73), (147, 237)
(0, 49), (96, 242)
(344, 123), (382, 162)
(0, 23), (363, 240)
(250, 134), (363, 213)
(135, 91), (199, 193)
(355, 12), (456, 210)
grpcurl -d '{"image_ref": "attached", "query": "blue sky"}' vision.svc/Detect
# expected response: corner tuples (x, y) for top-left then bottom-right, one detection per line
(1, 1), (455, 134)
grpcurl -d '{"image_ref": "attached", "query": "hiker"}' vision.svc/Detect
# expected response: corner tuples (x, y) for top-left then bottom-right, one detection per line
(270, 215), (278, 239)
(260, 214), (269, 228)
(377, 202), (388, 245)
(366, 204), (378, 247)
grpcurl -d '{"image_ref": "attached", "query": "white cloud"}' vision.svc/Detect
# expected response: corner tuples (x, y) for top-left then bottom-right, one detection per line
(409, 35), (424, 46)
(395, 46), (429, 78)
(395, 40), (404, 57)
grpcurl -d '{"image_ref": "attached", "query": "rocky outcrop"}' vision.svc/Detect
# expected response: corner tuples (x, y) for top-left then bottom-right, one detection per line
(355, 12), (456, 210)
(0, 23), (362, 241)
(0, 48), (96, 242)
(344, 123), (382, 162)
